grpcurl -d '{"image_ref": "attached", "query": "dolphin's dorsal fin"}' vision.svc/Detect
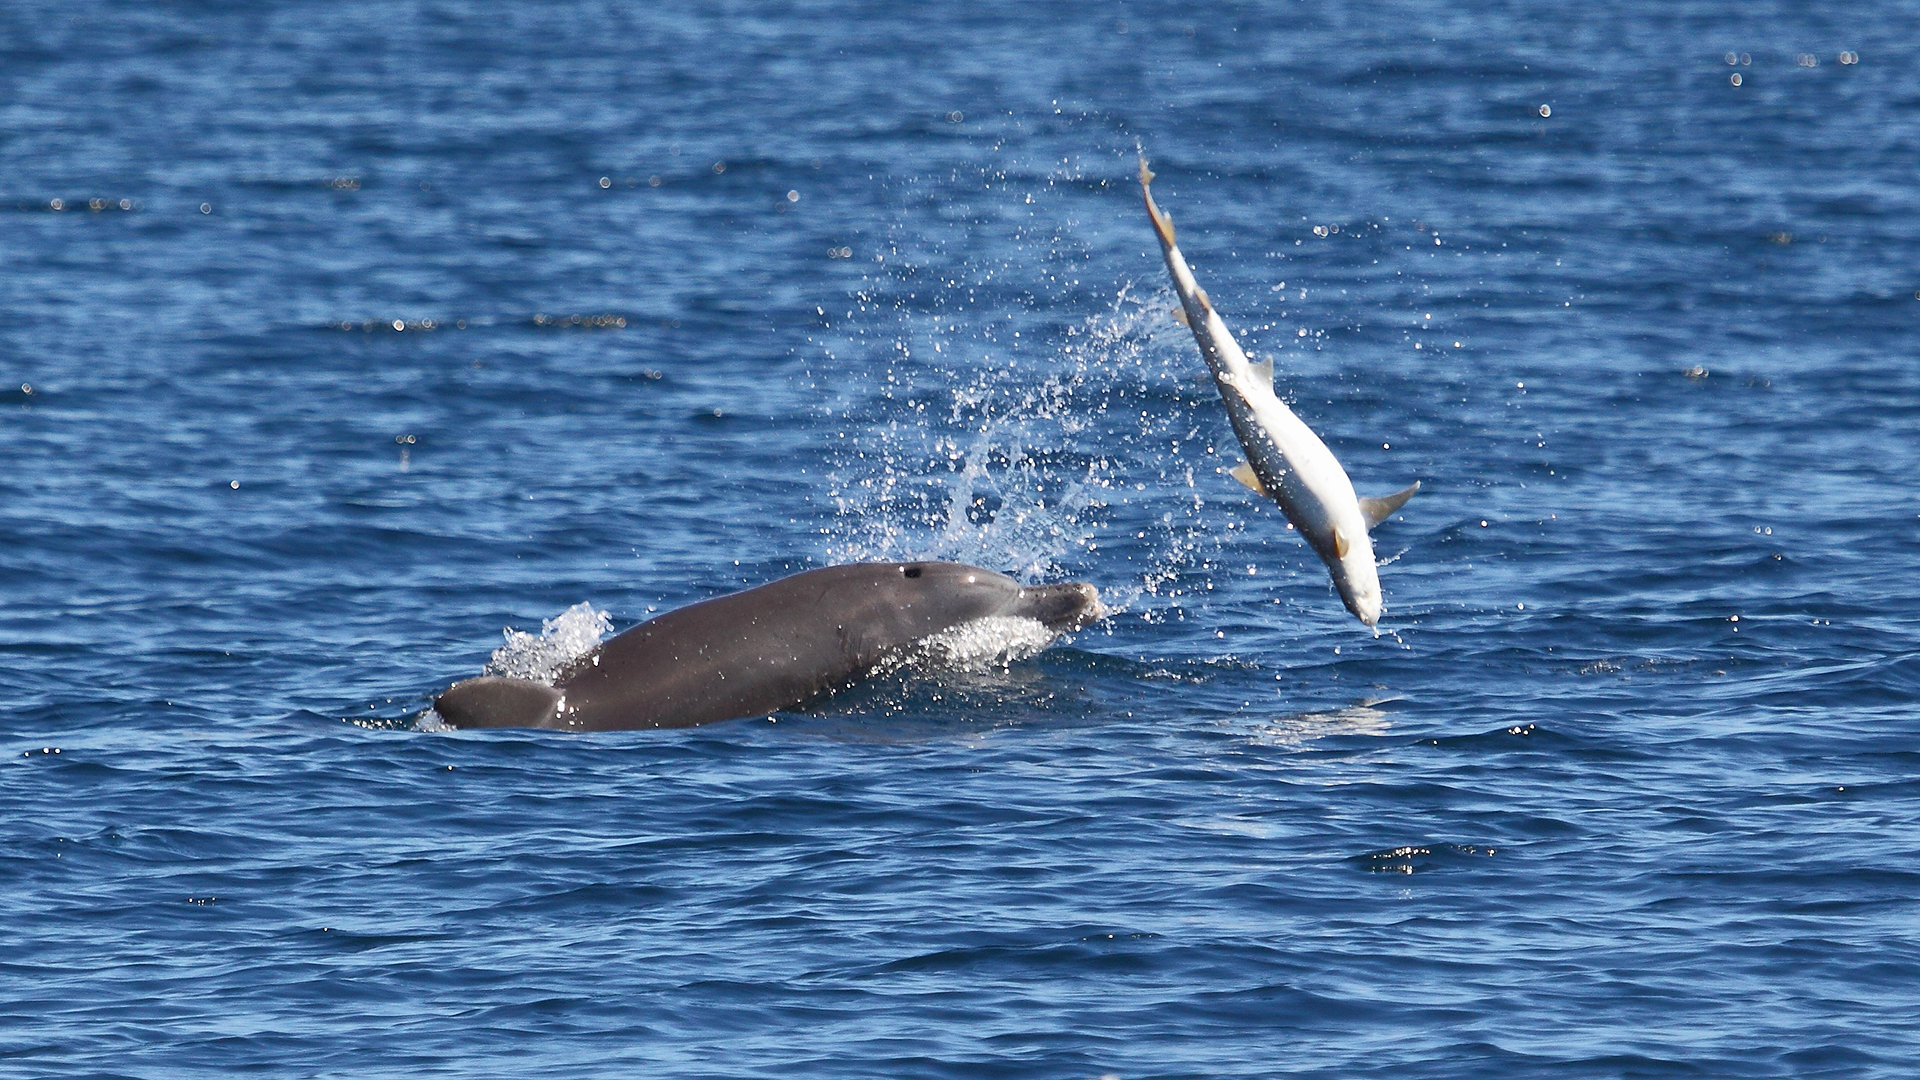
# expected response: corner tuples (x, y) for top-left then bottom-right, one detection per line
(434, 676), (566, 730)
(1228, 461), (1268, 496)
(1251, 356), (1274, 386)
(1359, 481), (1421, 530)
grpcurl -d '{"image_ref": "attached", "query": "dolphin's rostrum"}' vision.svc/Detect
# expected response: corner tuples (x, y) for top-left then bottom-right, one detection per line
(1139, 156), (1418, 627)
(434, 561), (1104, 731)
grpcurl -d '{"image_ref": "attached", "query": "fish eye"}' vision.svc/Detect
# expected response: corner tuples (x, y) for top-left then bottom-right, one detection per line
(902, 565), (922, 579)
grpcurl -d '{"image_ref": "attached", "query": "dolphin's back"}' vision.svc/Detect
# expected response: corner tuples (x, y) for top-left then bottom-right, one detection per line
(555, 566), (929, 730)
(431, 562), (1100, 732)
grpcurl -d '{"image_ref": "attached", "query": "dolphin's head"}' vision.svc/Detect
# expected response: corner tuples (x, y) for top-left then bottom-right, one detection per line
(1010, 580), (1106, 632)
(884, 562), (1104, 635)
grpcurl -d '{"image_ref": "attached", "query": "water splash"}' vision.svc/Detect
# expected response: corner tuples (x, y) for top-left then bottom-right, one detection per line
(902, 614), (1062, 672)
(480, 601), (612, 683)
(803, 162), (1322, 634)
(817, 278), (1244, 605)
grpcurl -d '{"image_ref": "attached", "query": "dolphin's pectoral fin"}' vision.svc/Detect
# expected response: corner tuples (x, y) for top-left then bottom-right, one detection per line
(1251, 357), (1274, 386)
(1359, 481), (1422, 530)
(1171, 305), (1190, 327)
(1332, 525), (1350, 559)
(1228, 461), (1268, 496)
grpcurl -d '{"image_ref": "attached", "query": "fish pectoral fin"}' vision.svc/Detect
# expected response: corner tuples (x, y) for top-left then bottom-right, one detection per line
(1251, 357), (1274, 386)
(1359, 480), (1422, 530)
(1171, 305), (1190, 327)
(1332, 525), (1350, 559)
(1228, 462), (1269, 496)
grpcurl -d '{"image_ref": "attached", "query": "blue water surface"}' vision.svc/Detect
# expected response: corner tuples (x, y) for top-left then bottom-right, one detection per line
(4, 2), (1919, 1077)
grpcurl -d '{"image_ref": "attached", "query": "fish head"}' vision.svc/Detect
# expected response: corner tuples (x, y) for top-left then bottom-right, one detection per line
(1321, 528), (1384, 628)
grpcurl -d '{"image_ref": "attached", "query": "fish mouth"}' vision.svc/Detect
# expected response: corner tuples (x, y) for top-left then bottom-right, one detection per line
(1342, 591), (1380, 628)
(1012, 582), (1105, 632)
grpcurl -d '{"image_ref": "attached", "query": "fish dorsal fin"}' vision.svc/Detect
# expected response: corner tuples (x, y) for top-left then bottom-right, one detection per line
(1251, 356), (1274, 386)
(1228, 461), (1268, 496)
(1332, 525), (1350, 559)
(1359, 480), (1421, 530)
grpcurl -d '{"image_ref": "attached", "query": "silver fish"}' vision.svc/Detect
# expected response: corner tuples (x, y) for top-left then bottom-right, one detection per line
(1140, 157), (1418, 628)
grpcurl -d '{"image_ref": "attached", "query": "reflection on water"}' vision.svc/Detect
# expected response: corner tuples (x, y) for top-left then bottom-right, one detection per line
(1241, 698), (1397, 747)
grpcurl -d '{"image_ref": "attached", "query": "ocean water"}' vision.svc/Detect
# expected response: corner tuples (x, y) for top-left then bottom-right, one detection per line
(5, 2), (1919, 1076)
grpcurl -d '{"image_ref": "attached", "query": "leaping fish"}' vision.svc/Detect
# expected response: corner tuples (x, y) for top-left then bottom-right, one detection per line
(1139, 156), (1418, 629)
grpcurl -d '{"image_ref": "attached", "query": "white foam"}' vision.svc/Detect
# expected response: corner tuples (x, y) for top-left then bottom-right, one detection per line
(894, 615), (1062, 674)
(481, 601), (612, 683)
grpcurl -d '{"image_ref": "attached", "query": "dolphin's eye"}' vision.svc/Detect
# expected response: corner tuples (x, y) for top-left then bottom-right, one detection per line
(902, 565), (922, 579)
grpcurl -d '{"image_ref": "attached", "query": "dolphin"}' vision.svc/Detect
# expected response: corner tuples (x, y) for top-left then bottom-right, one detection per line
(1138, 157), (1418, 628)
(432, 562), (1104, 731)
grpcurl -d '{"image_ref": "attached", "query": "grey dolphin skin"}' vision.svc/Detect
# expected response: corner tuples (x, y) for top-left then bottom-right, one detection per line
(434, 562), (1104, 731)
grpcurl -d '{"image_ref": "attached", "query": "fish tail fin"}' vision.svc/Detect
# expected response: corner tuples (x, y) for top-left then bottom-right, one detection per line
(1138, 156), (1176, 248)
